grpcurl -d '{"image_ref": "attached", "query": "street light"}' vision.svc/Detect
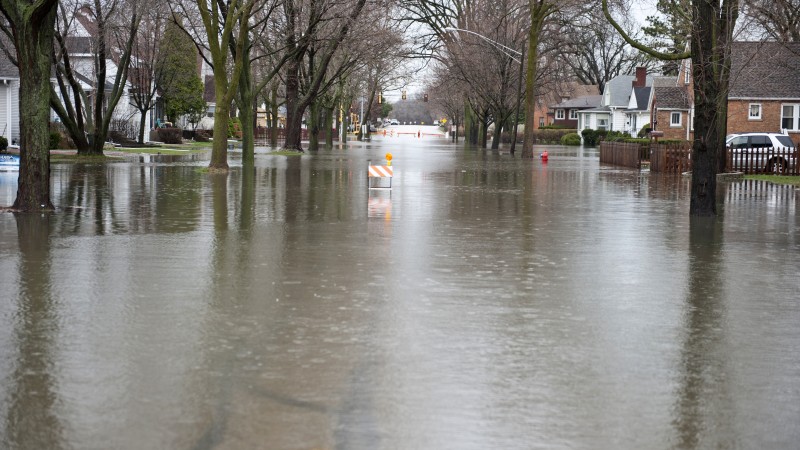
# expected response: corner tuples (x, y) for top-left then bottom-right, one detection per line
(444, 27), (525, 154)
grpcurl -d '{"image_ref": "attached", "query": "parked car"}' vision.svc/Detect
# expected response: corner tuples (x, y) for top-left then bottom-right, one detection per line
(725, 132), (797, 173)
(390, 119), (399, 126)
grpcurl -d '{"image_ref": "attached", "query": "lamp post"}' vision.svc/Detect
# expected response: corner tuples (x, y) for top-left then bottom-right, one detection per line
(444, 27), (525, 154)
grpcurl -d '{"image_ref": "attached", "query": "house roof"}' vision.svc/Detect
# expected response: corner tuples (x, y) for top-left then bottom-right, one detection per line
(0, 58), (18, 78)
(551, 94), (602, 109)
(626, 86), (651, 111)
(654, 86), (691, 109)
(652, 76), (676, 88)
(729, 42), (800, 99)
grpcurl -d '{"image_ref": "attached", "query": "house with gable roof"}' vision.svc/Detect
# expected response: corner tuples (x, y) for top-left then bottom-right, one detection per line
(652, 41), (800, 144)
(726, 41), (800, 145)
(577, 68), (673, 138)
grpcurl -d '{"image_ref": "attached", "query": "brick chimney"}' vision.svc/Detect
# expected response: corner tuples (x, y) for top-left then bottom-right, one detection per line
(633, 67), (647, 88)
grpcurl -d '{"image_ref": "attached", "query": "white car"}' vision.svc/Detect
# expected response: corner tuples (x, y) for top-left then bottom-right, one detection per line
(390, 119), (399, 126)
(725, 132), (797, 173)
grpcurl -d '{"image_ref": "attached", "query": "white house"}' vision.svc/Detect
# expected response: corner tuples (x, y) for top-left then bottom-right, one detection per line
(0, 59), (20, 146)
(577, 68), (672, 138)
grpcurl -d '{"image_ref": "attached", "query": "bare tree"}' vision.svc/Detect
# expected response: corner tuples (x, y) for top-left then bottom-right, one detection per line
(50, 0), (144, 155)
(129, 5), (171, 143)
(556, 8), (655, 93)
(603, 0), (739, 217)
(281, 0), (368, 152)
(0, 0), (59, 210)
(742, 0), (800, 42)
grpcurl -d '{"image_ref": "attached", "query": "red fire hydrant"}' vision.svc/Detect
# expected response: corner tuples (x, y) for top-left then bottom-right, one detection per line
(541, 150), (549, 162)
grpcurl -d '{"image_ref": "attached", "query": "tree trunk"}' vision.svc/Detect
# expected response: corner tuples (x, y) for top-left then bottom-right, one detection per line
(270, 84), (279, 148)
(480, 119), (489, 148)
(324, 105), (334, 148)
(12, 4), (58, 211)
(491, 121), (503, 150)
(138, 110), (148, 144)
(283, 54), (304, 152)
(308, 101), (320, 152)
(237, 34), (255, 166)
(688, 0), (735, 216)
(210, 99), (230, 170)
(522, 3), (551, 158)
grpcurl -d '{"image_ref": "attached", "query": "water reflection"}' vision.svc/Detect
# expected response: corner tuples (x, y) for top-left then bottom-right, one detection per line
(5, 214), (63, 448)
(674, 217), (731, 448)
(0, 144), (799, 448)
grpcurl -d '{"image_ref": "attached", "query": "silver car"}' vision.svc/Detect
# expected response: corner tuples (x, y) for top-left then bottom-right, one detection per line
(725, 132), (797, 173)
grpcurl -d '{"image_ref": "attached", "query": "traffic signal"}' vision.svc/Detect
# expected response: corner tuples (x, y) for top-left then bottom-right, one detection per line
(401, 90), (407, 100)
(423, 93), (428, 102)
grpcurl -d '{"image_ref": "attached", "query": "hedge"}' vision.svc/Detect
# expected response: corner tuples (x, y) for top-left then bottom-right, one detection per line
(561, 133), (582, 146)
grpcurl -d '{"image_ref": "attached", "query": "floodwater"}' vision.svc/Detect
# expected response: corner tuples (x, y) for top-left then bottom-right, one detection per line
(1, 129), (799, 449)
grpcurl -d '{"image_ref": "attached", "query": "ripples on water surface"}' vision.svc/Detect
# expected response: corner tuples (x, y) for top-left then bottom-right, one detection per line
(0, 141), (799, 449)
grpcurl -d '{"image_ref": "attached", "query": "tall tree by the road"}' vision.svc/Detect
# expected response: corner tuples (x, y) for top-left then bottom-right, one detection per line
(51, 0), (143, 155)
(281, 0), (368, 152)
(178, 0), (255, 170)
(0, 0), (58, 210)
(129, 5), (169, 144)
(603, 0), (739, 217)
(519, 1), (561, 158)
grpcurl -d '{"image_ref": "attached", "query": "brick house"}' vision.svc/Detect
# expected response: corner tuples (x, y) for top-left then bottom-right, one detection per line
(550, 94), (602, 128)
(651, 41), (800, 145)
(650, 60), (693, 141)
(533, 82), (598, 129)
(726, 42), (800, 145)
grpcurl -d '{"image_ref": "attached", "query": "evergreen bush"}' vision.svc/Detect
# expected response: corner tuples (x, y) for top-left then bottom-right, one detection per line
(561, 133), (582, 146)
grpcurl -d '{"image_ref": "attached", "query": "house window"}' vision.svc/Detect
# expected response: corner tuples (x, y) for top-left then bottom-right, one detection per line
(749, 103), (762, 120)
(539, 117), (545, 128)
(556, 109), (565, 120)
(597, 117), (608, 131)
(670, 112), (681, 127)
(569, 109), (578, 120)
(207, 105), (215, 118)
(684, 64), (690, 85)
(781, 104), (799, 131)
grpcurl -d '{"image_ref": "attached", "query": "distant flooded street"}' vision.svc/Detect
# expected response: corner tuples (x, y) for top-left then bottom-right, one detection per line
(1, 132), (799, 449)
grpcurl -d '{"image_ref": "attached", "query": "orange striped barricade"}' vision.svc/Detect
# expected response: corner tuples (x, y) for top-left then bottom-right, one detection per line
(368, 163), (393, 189)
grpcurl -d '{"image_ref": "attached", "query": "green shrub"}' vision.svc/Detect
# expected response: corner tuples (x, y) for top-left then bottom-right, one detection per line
(637, 123), (651, 138)
(540, 124), (573, 130)
(49, 132), (60, 150)
(0, 136), (7, 152)
(561, 133), (582, 146)
(581, 129), (598, 146)
(533, 128), (576, 144)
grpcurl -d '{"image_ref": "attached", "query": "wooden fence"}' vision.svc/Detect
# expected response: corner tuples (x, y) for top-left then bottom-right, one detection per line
(650, 142), (692, 174)
(605, 140), (799, 176)
(599, 141), (649, 169)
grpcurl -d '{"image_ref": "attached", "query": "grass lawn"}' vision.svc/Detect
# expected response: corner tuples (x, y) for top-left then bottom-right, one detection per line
(745, 174), (800, 186)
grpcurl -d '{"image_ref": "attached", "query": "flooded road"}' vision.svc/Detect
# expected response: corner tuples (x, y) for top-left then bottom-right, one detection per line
(1, 131), (799, 449)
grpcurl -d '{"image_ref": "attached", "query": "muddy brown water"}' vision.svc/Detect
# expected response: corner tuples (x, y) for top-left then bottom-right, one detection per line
(1, 135), (799, 449)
